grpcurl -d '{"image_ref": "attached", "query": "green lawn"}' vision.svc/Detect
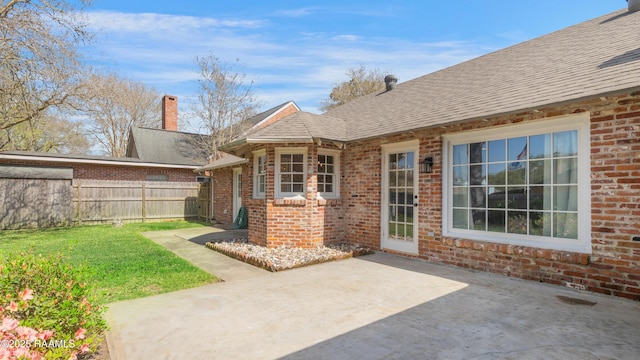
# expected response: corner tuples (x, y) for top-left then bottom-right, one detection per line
(0, 221), (217, 303)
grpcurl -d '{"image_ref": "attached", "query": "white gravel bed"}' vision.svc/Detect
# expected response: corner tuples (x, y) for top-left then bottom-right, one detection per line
(205, 239), (373, 271)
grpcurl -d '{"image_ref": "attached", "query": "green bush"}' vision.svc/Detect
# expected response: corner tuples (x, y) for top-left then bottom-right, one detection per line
(0, 251), (107, 359)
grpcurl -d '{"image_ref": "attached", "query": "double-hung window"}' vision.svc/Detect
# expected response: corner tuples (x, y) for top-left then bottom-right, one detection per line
(253, 150), (266, 198)
(442, 113), (591, 253)
(275, 147), (307, 198)
(317, 149), (340, 199)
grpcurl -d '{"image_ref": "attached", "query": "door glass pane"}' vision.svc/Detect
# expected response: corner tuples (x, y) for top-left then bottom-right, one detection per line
(406, 170), (414, 187)
(405, 222), (413, 239)
(389, 154), (397, 169)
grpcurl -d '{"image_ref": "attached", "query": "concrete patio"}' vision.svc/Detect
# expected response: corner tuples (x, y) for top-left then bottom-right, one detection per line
(105, 227), (640, 360)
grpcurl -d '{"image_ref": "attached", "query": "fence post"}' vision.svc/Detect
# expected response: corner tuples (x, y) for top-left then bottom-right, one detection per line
(75, 181), (82, 225)
(141, 182), (146, 223)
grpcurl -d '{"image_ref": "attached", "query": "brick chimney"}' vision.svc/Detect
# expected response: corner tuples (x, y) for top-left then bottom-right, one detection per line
(162, 95), (178, 131)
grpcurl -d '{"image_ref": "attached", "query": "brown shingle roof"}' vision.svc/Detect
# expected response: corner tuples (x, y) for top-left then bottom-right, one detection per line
(325, 9), (640, 141)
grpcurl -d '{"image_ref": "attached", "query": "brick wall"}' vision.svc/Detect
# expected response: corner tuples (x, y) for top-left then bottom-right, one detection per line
(344, 91), (640, 300)
(211, 167), (234, 224)
(0, 159), (197, 182)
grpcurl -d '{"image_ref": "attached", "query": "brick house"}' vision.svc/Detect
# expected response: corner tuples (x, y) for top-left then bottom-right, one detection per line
(205, 7), (640, 300)
(0, 95), (208, 182)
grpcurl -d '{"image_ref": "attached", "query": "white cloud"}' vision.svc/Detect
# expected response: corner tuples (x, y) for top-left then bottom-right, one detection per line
(82, 10), (491, 114)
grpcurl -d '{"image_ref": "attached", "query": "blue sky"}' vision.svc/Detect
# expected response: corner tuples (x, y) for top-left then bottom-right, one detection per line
(82, 1), (626, 131)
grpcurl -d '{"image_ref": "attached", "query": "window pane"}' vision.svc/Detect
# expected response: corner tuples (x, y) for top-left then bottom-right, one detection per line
(507, 187), (527, 209)
(554, 186), (578, 211)
(529, 134), (551, 159)
(317, 174), (325, 184)
(281, 184), (290, 193)
(453, 187), (468, 207)
(405, 191), (414, 206)
(281, 164), (291, 172)
(530, 212), (551, 236)
(406, 152), (414, 169)
(488, 210), (505, 232)
(293, 184), (304, 192)
(529, 186), (551, 210)
(507, 211), (527, 234)
(292, 154), (304, 162)
(453, 144), (468, 165)
(453, 209), (468, 229)
(507, 162), (526, 185)
(530, 160), (551, 184)
(293, 174), (304, 183)
(398, 206), (405, 221)
(397, 153), (407, 169)
(325, 184), (333, 192)
(389, 190), (397, 204)
(405, 222), (414, 238)
(508, 137), (528, 161)
(469, 164), (486, 185)
(554, 212), (578, 239)
(469, 142), (485, 164)
(326, 155), (334, 165)
(554, 158), (578, 184)
(471, 210), (486, 231)
(281, 174), (292, 183)
(292, 164), (303, 173)
(453, 166), (468, 186)
(488, 187), (506, 208)
(326, 165), (334, 174)
(389, 205), (397, 221)
(554, 130), (578, 157)
(470, 187), (486, 208)
(488, 163), (506, 185)
(488, 139), (505, 162)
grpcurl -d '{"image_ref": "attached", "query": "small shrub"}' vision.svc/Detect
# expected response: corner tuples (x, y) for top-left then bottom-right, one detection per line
(0, 251), (108, 359)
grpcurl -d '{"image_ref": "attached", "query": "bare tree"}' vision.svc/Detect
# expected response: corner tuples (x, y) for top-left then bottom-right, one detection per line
(0, 0), (93, 151)
(82, 73), (161, 157)
(191, 55), (260, 160)
(319, 65), (388, 112)
(1, 114), (90, 153)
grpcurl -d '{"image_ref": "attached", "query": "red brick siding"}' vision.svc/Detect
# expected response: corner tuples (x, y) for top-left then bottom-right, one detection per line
(344, 91), (640, 300)
(211, 167), (234, 224)
(0, 159), (197, 182)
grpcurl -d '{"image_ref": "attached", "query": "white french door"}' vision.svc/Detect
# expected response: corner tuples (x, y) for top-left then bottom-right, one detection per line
(381, 141), (419, 254)
(232, 168), (242, 222)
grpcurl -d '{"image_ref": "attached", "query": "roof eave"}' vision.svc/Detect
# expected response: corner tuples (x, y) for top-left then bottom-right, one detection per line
(194, 158), (249, 173)
(0, 153), (200, 169)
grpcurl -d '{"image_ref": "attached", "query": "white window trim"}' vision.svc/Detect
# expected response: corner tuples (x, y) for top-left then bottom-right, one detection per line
(317, 149), (341, 199)
(252, 149), (267, 199)
(275, 147), (308, 199)
(442, 113), (591, 254)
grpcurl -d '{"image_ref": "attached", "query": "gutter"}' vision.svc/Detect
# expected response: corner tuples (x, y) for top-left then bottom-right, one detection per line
(0, 153), (200, 169)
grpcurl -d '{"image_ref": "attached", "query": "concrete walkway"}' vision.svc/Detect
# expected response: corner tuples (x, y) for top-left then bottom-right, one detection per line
(105, 228), (640, 360)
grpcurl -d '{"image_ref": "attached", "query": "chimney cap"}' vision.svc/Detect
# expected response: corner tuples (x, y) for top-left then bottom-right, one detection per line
(384, 74), (398, 91)
(629, 0), (640, 13)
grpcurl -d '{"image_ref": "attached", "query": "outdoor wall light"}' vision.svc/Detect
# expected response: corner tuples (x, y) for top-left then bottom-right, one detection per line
(419, 157), (434, 174)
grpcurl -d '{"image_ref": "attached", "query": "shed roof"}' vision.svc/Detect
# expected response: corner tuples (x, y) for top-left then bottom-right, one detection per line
(127, 127), (210, 166)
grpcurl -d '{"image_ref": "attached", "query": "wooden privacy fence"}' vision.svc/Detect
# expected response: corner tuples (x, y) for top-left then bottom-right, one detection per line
(74, 180), (202, 224)
(1, 179), (208, 229)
